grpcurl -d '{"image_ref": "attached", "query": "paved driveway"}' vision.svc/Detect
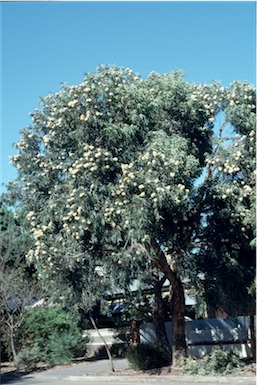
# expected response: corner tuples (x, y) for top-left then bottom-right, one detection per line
(1, 359), (255, 385)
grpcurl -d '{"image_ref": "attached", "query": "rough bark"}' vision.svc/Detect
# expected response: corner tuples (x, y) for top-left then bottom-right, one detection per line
(206, 303), (216, 319)
(131, 319), (140, 347)
(249, 311), (256, 361)
(152, 267), (169, 350)
(150, 238), (187, 364)
(169, 273), (187, 365)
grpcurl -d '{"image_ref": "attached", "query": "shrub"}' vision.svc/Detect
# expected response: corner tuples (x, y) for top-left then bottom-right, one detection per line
(126, 343), (171, 371)
(19, 307), (86, 367)
(14, 345), (42, 371)
(41, 331), (83, 366)
(182, 346), (245, 375)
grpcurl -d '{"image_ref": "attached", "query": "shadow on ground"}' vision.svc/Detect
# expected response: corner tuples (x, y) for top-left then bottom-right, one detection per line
(0, 356), (110, 384)
(0, 370), (31, 384)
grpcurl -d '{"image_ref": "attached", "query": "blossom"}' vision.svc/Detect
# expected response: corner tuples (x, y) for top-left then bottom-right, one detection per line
(26, 211), (35, 219)
(43, 135), (50, 145)
(68, 99), (78, 107)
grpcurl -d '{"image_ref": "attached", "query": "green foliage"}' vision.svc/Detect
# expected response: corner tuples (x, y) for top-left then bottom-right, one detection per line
(0, 202), (43, 361)
(182, 347), (244, 375)
(4, 66), (256, 355)
(0, 202), (33, 274)
(126, 343), (171, 370)
(21, 307), (85, 367)
(121, 304), (152, 325)
(6, 66), (216, 308)
(248, 276), (256, 296)
(0, 203), (34, 295)
(0, 203), (24, 263)
(196, 82), (256, 316)
(14, 345), (41, 371)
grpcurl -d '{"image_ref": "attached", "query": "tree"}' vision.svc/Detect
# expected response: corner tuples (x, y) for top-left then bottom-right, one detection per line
(195, 81), (256, 317)
(6, 66), (255, 364)
(0, 203), (42, 361)
(192, 82), (256, 360)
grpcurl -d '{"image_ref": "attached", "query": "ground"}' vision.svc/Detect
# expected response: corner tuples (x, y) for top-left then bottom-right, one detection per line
(1, 358), (256, 378)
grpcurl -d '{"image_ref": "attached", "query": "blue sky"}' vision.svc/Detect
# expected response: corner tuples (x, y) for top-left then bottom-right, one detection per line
(1, 1), (256, 193)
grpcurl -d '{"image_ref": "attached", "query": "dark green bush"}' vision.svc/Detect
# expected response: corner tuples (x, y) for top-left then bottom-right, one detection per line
(20, 307), (86, 367)
(126, 343), (171, 371)
(182, 346), (245, 375)
(14, 345), (42, 371)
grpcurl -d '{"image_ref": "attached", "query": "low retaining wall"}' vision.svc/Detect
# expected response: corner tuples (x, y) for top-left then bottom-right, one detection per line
(140, 316), (255, 359)
(83, 316), (255, 359)
(83, 328), (128, 357)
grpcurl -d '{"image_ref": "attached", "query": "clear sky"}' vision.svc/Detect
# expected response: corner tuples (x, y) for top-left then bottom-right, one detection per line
(1, 1), (256, 193)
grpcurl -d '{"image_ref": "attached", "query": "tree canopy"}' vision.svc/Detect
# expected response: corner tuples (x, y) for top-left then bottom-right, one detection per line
(197, 81), (256, 316)
(5, 66), (256, 361)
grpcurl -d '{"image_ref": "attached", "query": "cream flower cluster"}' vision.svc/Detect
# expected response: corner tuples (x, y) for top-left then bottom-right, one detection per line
(209, 133), (255, 226)
(68, 144), (118, 178)
(26, 202), (83, 269)
(104, 149), (190, 224)
(190, 84), (223, 120)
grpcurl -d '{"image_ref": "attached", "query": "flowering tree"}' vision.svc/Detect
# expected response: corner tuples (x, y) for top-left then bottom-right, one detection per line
(197, 81), (256, 316)
(7, 66), (255, 363)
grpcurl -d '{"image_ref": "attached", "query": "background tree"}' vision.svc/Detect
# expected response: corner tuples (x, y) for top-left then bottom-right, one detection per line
(196, 81), (256, 317)
(0, 203), (42, 361)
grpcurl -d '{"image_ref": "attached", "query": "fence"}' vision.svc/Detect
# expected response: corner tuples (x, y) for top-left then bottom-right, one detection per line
(140, 316), (255, 359)
(84, 316), (255, 359)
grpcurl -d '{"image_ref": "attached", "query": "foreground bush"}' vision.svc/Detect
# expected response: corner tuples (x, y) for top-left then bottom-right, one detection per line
(182, 346), (245, 375)
(16, 307), (85, 369)
(15, 345), (41, 371)
(126, 343), (171, 370)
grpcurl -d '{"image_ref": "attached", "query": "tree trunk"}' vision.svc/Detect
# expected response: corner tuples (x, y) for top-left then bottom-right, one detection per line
(206, 303), (216, 319)
(131, 319), (140, 347)
(89, 316), (115, 372)
(249, 311), (256, 361)
(169, 273), (187, 366)
(150, 238), (187, 364)
(9, 318), (17, 362)
(152, 267), (169, 350)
